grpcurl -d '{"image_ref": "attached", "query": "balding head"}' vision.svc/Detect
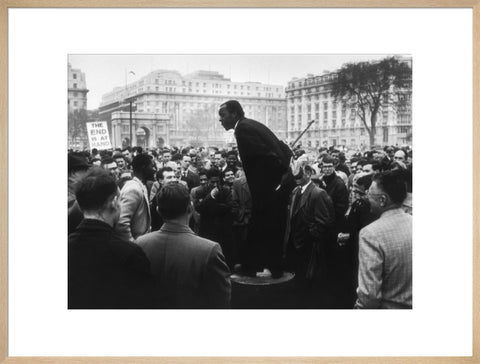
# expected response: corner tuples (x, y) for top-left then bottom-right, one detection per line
(394, 150), (406, 162)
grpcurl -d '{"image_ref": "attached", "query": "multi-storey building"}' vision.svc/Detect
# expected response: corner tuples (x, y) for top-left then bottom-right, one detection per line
(99, 69), (287, 148)
(68, 63), (89, 150)
(68, 63), (89, 112)
(285, 63), (412, 150)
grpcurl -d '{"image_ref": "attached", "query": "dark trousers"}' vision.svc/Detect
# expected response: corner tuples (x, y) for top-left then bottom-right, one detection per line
(242, 184), (293, 272)
(284, 241), (324, 308)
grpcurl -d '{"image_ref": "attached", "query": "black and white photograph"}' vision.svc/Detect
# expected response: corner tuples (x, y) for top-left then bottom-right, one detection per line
(4, 3), (476, 360)
(67, 54), (413, 309)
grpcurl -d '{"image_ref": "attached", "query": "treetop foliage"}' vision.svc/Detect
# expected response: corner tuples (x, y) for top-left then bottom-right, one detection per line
(331, 56), (412, 104)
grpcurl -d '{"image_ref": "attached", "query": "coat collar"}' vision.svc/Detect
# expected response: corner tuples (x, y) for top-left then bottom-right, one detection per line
(292, 182), (316, 216)
(234, 117), (245, 131)
(160, 221), (195, 234)
(77, 218), (113, 232)
(380, 207), (405, 218)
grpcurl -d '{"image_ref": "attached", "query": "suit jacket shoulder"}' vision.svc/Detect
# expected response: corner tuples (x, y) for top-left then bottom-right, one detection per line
(136, 226), (231, 308)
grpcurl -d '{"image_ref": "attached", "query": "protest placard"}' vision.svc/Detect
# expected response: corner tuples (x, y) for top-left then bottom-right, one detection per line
(86, 121), (112, 150)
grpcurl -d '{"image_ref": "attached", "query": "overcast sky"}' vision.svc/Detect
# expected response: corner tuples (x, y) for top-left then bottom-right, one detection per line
(68, 54), (404, 110)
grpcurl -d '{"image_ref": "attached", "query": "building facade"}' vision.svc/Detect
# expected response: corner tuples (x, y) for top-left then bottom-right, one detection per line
(68, 63), (90, 150)
(285, 68), (412, 150)
(68, 63), (89, 112)
(99, 70), (287, 147)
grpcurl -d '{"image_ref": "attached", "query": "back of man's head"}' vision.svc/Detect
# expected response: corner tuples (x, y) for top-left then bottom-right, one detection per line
(157, 183), (191, 220)
(373, 169), (408, 205)
(132, 153), (152, 174)
(75, 167), (118, 213)
(68, 152), (90, 175)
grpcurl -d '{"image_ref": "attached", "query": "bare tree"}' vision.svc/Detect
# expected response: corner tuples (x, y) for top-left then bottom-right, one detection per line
(68, 109), (88, 147)
(331, 56), (412, 148)
(184, 105), (216, 145)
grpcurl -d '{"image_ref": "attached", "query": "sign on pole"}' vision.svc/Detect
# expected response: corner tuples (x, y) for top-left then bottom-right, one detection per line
(86, 121), (112, 150)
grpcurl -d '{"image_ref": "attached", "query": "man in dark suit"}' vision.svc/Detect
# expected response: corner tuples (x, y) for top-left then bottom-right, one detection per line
(195, 167), (234, 268)
(136, 183), (231, 308)
(321, 155), (352, 307)
(321, 156), (349, 235)
(180, 154), (200, 191)
(283, 164), (335, 307)
(219, 100), (294, 277)
(68, 168), (155, 309)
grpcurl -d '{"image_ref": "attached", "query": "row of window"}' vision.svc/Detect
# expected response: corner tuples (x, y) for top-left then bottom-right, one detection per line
(287, 74), (336, 90)
(69, 100), (85, 107)
(288, 125), (410, 137)
(70, 92), (87, 98)
(290, 102), (352, 113)
(287, 135), (402, 148)
(138, 85), (283, 98)
(154, 78), (281, 93)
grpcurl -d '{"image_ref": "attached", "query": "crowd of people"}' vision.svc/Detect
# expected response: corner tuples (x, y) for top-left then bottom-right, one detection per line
(68, 100), (412, 309)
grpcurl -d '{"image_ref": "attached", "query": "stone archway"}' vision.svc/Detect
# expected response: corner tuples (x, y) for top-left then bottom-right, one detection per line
(136, 126), (150, 149)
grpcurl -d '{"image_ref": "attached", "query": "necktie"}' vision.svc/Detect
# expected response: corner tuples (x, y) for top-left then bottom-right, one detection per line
(291, 187), (302, 214)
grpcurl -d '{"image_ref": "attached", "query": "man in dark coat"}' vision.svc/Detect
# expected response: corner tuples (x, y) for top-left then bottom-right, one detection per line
(195, 167), (234, 268)
(321, 156), (349, 234)
(219, 100), (294, 277)
(321, 155), (351, 307)
(283, 164), (335, 307)
(68, 168), (155, 309)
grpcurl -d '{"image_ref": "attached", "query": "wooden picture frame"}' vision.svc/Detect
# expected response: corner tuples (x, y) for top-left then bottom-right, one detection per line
(1, 1), (478, 363)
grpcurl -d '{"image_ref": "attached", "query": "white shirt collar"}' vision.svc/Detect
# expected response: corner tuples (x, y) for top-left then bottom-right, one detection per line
(301, 180), (312, 194)
(234, 118), (241, 131)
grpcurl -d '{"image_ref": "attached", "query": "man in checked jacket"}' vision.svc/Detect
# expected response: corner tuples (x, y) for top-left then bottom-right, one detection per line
(355, 169), (412, 309)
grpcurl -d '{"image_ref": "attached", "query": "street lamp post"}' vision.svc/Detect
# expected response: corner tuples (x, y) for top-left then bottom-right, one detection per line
(129, 100), (133, 147)
(125, 69), (136, 147)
